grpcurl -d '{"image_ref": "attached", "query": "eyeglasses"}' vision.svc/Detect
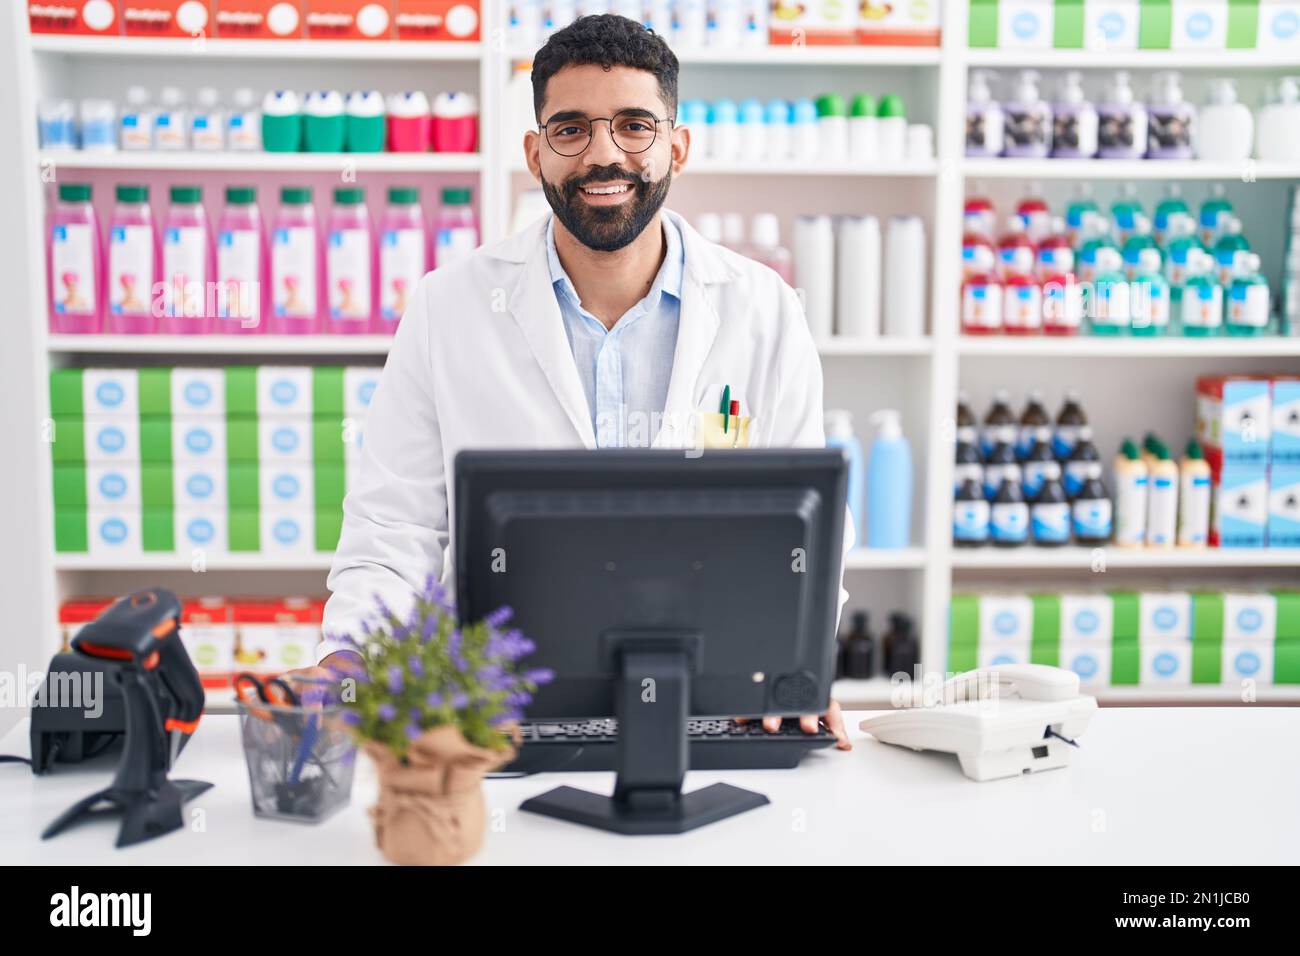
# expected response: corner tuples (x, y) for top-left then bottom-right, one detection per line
(541, 110), (674, 157)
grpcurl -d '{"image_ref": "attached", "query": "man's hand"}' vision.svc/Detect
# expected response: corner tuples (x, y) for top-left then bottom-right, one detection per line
(740, 698), (852, 751)
(279, 651), (364, 696)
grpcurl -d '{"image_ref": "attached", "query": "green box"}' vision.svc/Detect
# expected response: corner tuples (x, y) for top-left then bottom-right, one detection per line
(1111, 639), (1140, 685)
(1192, 591), (1225, 643)
(226, 418), (260, 462)
(1053, 0), (1085, 48)
(138, 367), (171, 416)
(225, 366), (259, 417)
(950, 594), (980, 648)
(1031, 593), (1061, 666)
(228, 509), (260, 552)
(315, 507), (343, 552)
(312, 366), (346, 418)
(1139, 0), (1173, 49)
(1275, 590), (1300, 640)
(228, 462), (260, 509)
(1110, 591), (1140, 638)
(312, 418), (346, 464)
(1192, 641), (1223, 684)
(314, 462), (347, 509)
(53, 509), (88, 553)
(969, 0), (999, 47)
(49, 369), (84, 418)
(1275, 641), (1300, 684)
(1226, 0), (1260, 49)
(52, 463), (87, 509)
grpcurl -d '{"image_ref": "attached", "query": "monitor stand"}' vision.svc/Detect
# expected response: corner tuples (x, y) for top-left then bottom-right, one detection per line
(519, 636), (770, 835)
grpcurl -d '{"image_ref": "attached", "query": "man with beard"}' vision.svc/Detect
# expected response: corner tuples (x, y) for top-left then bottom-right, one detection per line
(315, 14), (851, 748)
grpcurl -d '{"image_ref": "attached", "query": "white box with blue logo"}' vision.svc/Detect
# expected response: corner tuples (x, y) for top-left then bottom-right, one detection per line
(260, 464), (315, 511)
(80, 369), (139, 418)
(978, 594), (1033, 645)
(1272, 377), (1300, 464)
(1060, 639), (1112, 689)
(1139, 591), (1192, 640)
(87, 509), (142, 555)
(997, 0), (1053, 48)
(259, 510), (315, 555)
(1223, 592), (1277, 644)
(258, 417), (313, 464)
(172, 416), (227, 465)
(344, 366), (380, 421)
(1257, 1), (1300, 51)
(1084, 0), (1139, 51)
(173, 463), (227, 511)
(1140, 639), (1193, 685)
(81, 416), (141, 463)
(257, 366), (314, 417)
(1060, 592), (1113, 644)
(1214, 463), (1269, 548)
(175, 509), (228, 553)
(84, 463), (141, 509)
(978, 639), (1033, 669)
(1170, 0), (1228, 49)
(1220, 640), (1275, 686)
(170, 368), (226, 418)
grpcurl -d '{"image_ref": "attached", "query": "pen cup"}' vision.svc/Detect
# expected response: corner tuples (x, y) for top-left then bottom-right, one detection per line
(237, 696), (357, 823)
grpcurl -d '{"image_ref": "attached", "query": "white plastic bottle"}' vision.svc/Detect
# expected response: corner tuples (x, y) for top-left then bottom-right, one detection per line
(835, 216), (881, 339)
(965, 69), (1004, 158)
(749, 213), (792, 285)
(155, 86), (189, 151)
(228, 88), (262, 151)
(120, 86), (154, 151)
(1178, 440), (1211, 547)
(1257, 77), (1300, 162)
(1145, 442), (1179, 548)
(191, 87), (225, 151)
(1197, 78), (1254, 163)
(849, 94), (878, 163)
(794, 215), (835, 341)
(884, 215), (926, 338)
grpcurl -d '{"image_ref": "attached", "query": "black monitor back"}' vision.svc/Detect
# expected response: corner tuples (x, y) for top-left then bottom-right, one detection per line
(455, 449), (846, 721)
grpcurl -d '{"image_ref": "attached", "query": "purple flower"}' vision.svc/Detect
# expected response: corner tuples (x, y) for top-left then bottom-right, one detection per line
(490, 709), (523, 727)
(340, 710), (362, 726)
(405, 722), (423, 740)
(408, 656), (424, 677)
(525, 667), (555, 685)
(484, 606), (514, 629)
(421, 612), (438, 643)
(377, 703), (397, 722)
(426, 691), (443, 708)
(504, 690), (532, 708)
(488, 628), (534, 661)
(450, 692), (469, 710)
(387, 666), (404, 694)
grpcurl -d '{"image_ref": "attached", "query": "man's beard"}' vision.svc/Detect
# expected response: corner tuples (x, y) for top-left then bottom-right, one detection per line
(541, 163), (671, 253)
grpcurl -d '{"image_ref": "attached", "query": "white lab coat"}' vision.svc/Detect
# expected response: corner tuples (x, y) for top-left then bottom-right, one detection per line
(319, 208), (851, 659)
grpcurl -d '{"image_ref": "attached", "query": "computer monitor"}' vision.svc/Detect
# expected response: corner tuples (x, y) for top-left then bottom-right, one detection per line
(455, 448), (847, 835)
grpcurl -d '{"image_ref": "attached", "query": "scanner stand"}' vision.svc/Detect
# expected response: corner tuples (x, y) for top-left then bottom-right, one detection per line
(42, 667), (212, 848)
(519, 636), (769, 835)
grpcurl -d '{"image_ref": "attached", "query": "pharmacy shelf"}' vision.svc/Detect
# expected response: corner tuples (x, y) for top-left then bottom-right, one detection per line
(1093, 686), (1300, 705)
(963, 48), (1300, 71)
(509, 44), (944, 67)
(951, 548), (1300, 570)
(38, 150), (483, 173)
(48, 334), (934, 359)
(28, 35), (482, 62)
(509, 158), (939, 177)
(957, 335), (1300, 358)
(844, 548), (928, 570)
(47, 334), (394, 355)
(53, 554), (335, 572)
(962, 158), (1300, 181)
(816, 337), (932, 356)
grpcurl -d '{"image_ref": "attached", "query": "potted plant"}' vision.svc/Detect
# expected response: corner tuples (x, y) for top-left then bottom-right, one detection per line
(328, 577), (552, 866)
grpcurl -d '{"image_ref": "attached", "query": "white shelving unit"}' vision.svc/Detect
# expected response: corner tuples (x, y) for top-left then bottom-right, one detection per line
(7, 3), (1300, 710)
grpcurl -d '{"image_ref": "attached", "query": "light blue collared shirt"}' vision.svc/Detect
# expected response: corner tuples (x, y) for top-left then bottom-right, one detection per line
(546, 214), (683, 448)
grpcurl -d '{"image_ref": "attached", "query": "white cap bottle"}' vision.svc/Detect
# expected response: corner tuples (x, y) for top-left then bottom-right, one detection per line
(1197, 78), (1253, 163)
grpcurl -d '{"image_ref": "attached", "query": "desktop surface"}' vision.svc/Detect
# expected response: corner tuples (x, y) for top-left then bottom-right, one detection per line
(3, 708), (1297, 865)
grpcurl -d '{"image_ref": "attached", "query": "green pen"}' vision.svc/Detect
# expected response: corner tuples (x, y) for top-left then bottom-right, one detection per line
(720, 385), (730, 434)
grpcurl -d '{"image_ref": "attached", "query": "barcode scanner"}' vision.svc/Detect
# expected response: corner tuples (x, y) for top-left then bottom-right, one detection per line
(42, 588), (213, 848)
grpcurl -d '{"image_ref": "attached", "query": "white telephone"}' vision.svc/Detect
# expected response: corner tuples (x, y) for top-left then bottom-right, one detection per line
(859, 664), (1098, 782)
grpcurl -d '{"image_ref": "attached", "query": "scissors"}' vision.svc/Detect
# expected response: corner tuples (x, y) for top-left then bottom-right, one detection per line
(233, 673), (324, 787)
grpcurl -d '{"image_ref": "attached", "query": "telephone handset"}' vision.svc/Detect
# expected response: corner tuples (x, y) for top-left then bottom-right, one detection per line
(860, 664), (1097, 782)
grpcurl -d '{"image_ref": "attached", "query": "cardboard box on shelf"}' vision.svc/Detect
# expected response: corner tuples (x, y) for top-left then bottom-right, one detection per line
(121, 0), (214, 37)
(1197, 375), (1271, 468)
(58, 598), (115, 651)
(213, 0), (305, 38)
(29, 0), (121, 35)
(1140, 638), (1192, 686)
(1139, 591), (1193, 641)
(856, 0), (941, 47)
(181, 597), (237, 687)
(394, 0), (478, 40)
(1060, 592), (1113, 644)
(1212, 462), (1269, 548)
(1059, 639), (1113, 689)
(303, 0), (392, 39)
(769, 0), (856, 45)
(233, 598), (322, 674)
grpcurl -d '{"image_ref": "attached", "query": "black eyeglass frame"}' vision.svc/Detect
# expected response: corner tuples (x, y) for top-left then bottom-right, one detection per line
(538, 110), (676, 157)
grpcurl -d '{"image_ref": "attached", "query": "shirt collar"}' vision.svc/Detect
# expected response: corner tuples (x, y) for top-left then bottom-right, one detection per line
(545, 212), (684, 316)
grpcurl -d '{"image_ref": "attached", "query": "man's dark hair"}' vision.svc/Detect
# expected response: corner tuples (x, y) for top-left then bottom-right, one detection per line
(531, 15), (679, 123)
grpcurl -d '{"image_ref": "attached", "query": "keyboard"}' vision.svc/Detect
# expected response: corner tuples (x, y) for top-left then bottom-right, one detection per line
(499, 717), (837, 775)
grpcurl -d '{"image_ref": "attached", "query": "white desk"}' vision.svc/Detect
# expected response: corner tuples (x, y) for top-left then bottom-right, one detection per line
(4, 708), (1298, 865)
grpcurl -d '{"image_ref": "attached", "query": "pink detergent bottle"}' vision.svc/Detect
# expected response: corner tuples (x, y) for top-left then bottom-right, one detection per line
(270, 186), (322, 334)
(325, 186), (375, 334)
(376, 186), (428, 334)
(433, 186), (479, 269)
(48, 183), (103, 334)
(159, 186), (214, 334)
(215, 186), (267, 334)
(106, 183), (159, 335)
